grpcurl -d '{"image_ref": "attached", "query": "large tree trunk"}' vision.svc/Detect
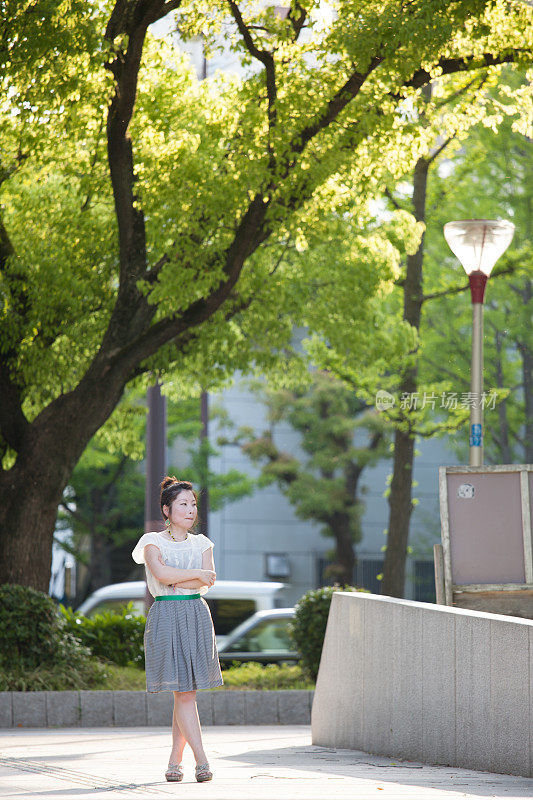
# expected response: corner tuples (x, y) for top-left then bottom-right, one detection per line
(381, 152), (429, 598)
(0, 369), (129, 589)
(518, 279), (533, 463)
(0, 469), (62, 590)
(328, 511), (357, 586)
(90, 529), (113, 593)
(382, 426), (417, 596)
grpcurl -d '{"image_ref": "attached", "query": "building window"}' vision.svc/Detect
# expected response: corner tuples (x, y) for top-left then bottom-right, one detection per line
(315, 556), (383, 594)
(356, 559), (384, 594)
(265, 553), (291, 580)
(413, 560), (436, 602)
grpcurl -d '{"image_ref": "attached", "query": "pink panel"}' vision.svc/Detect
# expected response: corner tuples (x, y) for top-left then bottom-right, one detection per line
(447, 472), (524, 584)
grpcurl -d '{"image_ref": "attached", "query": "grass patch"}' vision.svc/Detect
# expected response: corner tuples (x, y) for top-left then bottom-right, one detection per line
(90, 663), (147, 690)
(1, 661), (314, 691)
(92, 661), (314, 691)
(0, 659), (107, 691)
(215, 661), (313, 690)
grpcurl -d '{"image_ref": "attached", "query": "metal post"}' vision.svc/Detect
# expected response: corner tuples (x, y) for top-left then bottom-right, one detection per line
(469, 302), (484, 465)
(144, 383), (167, 613)
(468, 273), (487, 466)
(200, 390), (209, 538)
(145, 383), (167, 532)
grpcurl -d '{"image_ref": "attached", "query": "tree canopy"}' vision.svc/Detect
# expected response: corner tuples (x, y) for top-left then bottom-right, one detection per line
(0, 0), (531, 589)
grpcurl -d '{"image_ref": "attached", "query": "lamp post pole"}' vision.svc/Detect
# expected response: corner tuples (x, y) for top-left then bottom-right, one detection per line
(468, 272), (488, 465)
(444, 220), (515, 466)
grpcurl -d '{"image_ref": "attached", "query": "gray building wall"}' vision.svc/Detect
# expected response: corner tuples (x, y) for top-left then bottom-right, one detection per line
(169, 378), (461, 607)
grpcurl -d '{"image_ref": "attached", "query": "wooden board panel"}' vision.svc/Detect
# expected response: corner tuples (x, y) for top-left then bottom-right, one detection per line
(453, 589), (533, 619)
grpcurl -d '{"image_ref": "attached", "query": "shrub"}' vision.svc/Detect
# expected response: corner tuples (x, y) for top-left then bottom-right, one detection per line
(0, 583), (107, 690)
(288, 584), (368, 681)
(0, 583), (87, 669)
(0, 583), (61, 669)
(61, 604), (146, 667)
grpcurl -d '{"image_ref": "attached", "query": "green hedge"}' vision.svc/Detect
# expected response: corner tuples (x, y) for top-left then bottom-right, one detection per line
(288, 585), (369, 681)
(0, 583), (67, 669)
(61, 604), (146, 667)
(0, 584), (106, 690)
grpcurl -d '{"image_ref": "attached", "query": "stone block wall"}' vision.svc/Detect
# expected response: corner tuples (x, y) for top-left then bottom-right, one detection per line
(312, 592), (533, 777)
(0, 689), (313, 728)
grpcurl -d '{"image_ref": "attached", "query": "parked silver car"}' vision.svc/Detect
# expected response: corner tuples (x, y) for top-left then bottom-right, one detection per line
(217, 608), (297, 665)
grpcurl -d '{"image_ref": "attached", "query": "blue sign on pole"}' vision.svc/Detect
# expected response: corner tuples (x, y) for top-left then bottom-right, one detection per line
(470, 423), (482, 447)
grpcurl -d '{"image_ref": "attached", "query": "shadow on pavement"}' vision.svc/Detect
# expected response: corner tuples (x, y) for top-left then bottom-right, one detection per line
(218, 742), (533, 798)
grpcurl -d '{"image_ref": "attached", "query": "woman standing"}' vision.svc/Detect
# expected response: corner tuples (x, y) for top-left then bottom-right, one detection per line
(132, 477), (223, 783)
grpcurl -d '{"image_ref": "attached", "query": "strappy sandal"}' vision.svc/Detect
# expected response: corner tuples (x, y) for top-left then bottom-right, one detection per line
(165, 763), (183, 782)
(195, 763), (213, 782)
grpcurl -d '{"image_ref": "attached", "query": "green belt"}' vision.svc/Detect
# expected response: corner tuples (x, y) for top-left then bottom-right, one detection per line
(155, 593), (201, 601)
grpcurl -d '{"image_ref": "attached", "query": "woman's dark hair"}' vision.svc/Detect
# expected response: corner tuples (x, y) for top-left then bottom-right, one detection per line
(160, 476), (199, 525)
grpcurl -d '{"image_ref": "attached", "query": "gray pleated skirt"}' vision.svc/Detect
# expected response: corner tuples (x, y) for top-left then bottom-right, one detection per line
(144, 596), (224, 693)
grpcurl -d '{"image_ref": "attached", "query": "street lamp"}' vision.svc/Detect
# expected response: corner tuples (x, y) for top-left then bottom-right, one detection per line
(443, 219), (515, 466)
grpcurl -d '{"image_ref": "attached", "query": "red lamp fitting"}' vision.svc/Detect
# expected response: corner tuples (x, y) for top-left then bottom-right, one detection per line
(468, 271), (488, 304)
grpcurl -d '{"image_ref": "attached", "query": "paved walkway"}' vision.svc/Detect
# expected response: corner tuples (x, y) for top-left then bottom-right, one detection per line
(1, 726), (533, 799)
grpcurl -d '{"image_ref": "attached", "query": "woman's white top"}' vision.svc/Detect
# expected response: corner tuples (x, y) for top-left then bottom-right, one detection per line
(131, 531), (214, 599)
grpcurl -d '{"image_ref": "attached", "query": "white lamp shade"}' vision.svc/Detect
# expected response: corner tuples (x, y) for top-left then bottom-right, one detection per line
(443, 219), (515, 276)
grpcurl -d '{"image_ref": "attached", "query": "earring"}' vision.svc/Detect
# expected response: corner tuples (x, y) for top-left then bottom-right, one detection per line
(165, 518), (170, 527)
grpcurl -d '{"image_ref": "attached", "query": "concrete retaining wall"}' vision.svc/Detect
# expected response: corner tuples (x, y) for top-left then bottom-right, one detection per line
(311, 592), (533, 777)
(0, 689), (312, 728)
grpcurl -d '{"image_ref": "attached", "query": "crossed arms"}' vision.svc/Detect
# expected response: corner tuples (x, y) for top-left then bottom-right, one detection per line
(144, 544), (216, 589)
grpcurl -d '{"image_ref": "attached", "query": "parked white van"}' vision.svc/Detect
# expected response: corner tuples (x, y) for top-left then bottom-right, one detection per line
(75, 580), (286, 647)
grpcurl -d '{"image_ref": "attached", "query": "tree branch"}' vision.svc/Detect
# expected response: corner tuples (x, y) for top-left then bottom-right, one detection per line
(426, 133), (456, 166)
(101, 1), (185, 353)
(290, 57), (383, 160)
(269, 240), (292, 276)
(120, 272), (260, 382)
(0, 215), (14, 271)
(59, 500), (89, 528)
(403, 51), (531, 96)
(228, 1), (277, 134)
(433, 74), (487, 110)
(384, 186), (405, 211)
(421, 265), (516, 303)
(105, 1), (184, 261)
(287, 2), (307, 40)
(80, 115), (106, 212)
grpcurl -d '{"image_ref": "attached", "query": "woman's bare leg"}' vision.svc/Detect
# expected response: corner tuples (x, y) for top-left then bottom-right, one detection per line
(169, 693), (187, 765)
(172, 690), (208, 765)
